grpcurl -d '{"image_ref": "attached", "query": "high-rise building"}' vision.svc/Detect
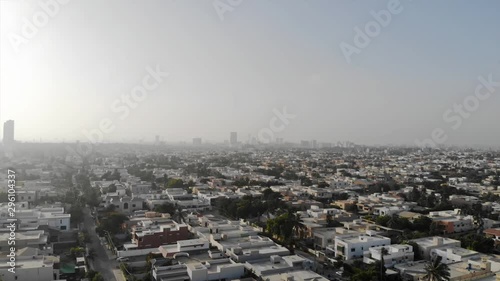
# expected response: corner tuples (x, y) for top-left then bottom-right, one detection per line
(192, 137), (202, 145)
(300, 140), (310, 148)
(3, 120), (14, 145)
(230, 132), (237, 145)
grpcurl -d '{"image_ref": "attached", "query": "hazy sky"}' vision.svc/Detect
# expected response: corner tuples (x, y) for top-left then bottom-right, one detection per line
(1, 0), (500, 146)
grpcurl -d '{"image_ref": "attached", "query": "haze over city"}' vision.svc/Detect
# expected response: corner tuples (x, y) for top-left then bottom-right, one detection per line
(1, 0), (500, 147)
(5, 2), (500, 281)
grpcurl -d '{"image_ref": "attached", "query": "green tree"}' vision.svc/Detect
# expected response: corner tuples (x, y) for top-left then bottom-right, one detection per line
(69, 205), (84, 225)
(154, 202), (177, 216)
(77, 231), (90, 247)
(423, 256), (450, 281)
(266, 211), (305, 244)
(107, 184), (117, 193)
(460, 233), (494, 253)
(412, 216), (433, 233)
(326, 214), (342, 227)
(379, 247), (388, 281)
(376, 215), (391, 227)
(70, 247), (85, 258)
(300, 176), (313, 187)
(166, 178), (185, 189)
(92, 272), (104, 281)
(99, 212), (128, 234)
(429, 222), (445, 235)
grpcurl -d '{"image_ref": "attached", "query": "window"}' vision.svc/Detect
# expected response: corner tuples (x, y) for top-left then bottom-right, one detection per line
(351, 248), (355, 252)
(60, 220), (63, 224)
(61, 226), (67, 230)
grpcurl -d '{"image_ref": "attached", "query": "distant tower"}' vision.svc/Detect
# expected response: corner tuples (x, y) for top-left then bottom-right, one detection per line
(230, 132), (237, 145)
(301, 140), (310, 148)
(3, 120), (14, 145)
(192, 138), (202, 145)
(155, 135), (160, 144)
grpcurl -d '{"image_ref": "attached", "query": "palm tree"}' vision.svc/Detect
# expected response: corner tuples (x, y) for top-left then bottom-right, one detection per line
(423, 256), (450, 281)
(379, 247), (388, 281)
(291, 213), (306, 240)
(173, 203), (185, 223)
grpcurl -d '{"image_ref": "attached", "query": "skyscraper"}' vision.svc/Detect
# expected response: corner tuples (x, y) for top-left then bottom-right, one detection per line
(230, 132), (237, 145)
(192, 137), (202, 145)
(3, 120), (14, 145)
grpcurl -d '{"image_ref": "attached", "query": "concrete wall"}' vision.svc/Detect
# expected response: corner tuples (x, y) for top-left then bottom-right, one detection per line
(117, 247), (158, 257)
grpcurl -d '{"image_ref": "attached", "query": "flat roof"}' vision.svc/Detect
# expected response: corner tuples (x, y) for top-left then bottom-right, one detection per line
(177, 239), (208, 246)
(263, 270), (329, 281)
(435, 246), (478, 257)
(410, 236), (460, 247)
(337, 234), (390, 244)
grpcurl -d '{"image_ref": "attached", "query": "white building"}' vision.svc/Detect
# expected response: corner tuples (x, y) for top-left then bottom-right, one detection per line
(0, 254), (60, 281)
(374, 206), (407, 216)
(334, 231), (391, 260)
(410, 236), (461, 260)
(313, 227), (358, 250)
(363, 244), (414, 268)
(245, 255), (314, 278)
(130, 183), (151, 195)
(431, 247), (479, 264)
(10, 207), (71, 231)
(158, 239), (210, 257)
(100, 195), (144, 214)
(187, 258), (245, 281)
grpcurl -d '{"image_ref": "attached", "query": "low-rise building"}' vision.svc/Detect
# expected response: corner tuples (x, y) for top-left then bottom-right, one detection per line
(363, 244), (414, 268)
(100, 195), (144, 214)
(334, 231), (391, 260)
(131, 219), (190, 249)
(187, 258), (245, 281)
(0, 251), (60, 281)
(431, 247), (479, 264)
(224, 236), (290, 263)
(245, 255), (314, 278)
(409, 236), (461, 260)
(2, 206), (71, 231)
(313, 227), (358, 250)
(158, 239), (210, 258)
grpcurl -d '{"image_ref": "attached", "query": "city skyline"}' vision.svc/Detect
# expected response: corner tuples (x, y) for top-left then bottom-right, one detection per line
(2, 120), (14, 145)
(1, 1), (500, 147)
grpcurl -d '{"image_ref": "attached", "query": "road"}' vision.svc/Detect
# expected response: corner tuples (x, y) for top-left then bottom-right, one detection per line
(83, 207), (118, 281)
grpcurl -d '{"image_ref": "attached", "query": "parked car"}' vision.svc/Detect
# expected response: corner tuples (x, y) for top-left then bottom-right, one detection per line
(116, 257), (129, 262)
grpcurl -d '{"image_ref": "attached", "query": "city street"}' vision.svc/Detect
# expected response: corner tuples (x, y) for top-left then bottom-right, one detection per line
(83, 207), (119, 281)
